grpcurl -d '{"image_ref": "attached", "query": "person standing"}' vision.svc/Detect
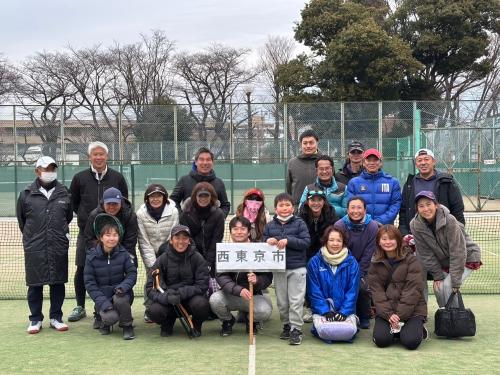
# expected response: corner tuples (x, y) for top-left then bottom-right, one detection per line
(16, 156), (73, 333)
(298, 155), (348, 217)
(286, 129), (321, 207)
(346, 148), (401, 225)
(335, 141), (365, 185)
(68, 141), (128, 322)
(399, 148), (465, 235)
(210, 216), (273, 336)
(170, 147), (230, 217)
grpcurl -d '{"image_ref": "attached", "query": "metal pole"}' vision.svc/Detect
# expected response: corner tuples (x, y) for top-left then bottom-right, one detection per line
(340, 102), (345, 157)
(13, 105), (18, 204)
(59, 105), (66, 184)
(174, 104), (178, 180)
(477, 129), (481, 211)
(118, 104), (123, 166)
(378, 101), (383, 153)
(283, 103), (288, 160)
(229, 101), (234, 214)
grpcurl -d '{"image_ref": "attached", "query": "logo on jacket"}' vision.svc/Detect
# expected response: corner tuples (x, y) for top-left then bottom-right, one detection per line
(381, 183), (390, 193)
(360, 185), (367, 192)
(319, 266), (327, 272)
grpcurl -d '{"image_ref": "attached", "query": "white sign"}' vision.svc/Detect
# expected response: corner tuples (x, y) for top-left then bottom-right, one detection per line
(216, 243), (286, 272)
(484, 159), (496, 165)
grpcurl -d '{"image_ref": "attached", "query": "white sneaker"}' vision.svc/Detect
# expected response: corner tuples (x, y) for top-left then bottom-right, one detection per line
(303, 307), (313, 323)
(27, 321), (42, 334)
(49, 318), (68, 332)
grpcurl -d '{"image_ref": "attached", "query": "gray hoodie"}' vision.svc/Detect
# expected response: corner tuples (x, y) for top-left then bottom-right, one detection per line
(286, 152), (321, 206)
(410, 205), (480, 288)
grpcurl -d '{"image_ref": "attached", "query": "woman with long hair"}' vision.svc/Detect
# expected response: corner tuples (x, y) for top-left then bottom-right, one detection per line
(235, 188), (271, 242)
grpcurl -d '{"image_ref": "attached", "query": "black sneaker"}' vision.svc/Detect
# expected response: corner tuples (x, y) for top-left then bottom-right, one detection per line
(160, 321), (175, 337)
(220, 315), (236, 337)
(289, 328), (303, 345)
(191, 321), (202, 338)
(93, 313), (102, 329)
(123, 326), (135, 340)
(279, 324), (291, 340)
(99, 324), (111, 335)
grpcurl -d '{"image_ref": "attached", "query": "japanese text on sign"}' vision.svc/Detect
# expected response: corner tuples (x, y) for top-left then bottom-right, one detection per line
(216, 243), (286, 272)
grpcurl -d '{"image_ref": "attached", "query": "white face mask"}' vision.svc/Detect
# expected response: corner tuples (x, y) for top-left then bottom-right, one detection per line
(40, 171), (57, 183)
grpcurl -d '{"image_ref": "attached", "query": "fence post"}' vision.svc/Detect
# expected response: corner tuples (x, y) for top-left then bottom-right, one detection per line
(477, 128), (481, 211)
(174, 104), (178, 181)
(13, 105), (18, 203)
(413, 101), (421, 155)
(229, 102), (234, 214)
(131, 164), (135, 209)
(378, 101), (383, 153)
(118, 104), (123, 168)
(59, 104), (66, 184)
(340, 102), (345, 157)
(283, 103), (288, 180)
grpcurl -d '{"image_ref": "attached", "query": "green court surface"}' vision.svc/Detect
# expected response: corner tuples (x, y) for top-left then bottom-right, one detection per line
(0, 295), (499, 374)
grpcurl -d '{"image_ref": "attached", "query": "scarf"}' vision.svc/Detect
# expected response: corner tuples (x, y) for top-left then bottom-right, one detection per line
(243, 200), (263, 223)
(146, 202), (166, 222)
(341, 213), (372, 232)
(321, 246), (348, 266)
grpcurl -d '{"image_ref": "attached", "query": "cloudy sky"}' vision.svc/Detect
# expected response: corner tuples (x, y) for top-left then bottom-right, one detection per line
(0, 0), (308, 62)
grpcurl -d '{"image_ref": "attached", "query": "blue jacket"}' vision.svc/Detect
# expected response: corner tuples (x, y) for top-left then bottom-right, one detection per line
(346, 170), (402, 224)
(263, 216), (310, 270)
(298, 177), (348, 217)
(307, 250), (360, 317)
(84, 244), (137, 311)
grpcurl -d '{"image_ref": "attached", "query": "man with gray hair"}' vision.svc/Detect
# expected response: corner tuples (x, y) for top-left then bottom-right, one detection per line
(399, 148), (465, 235)
(68, 141), (129, 323)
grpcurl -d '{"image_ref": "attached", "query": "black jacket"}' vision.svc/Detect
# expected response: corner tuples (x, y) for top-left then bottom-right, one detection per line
(83, 198), (138, 263)
(216, 270), (273, 297)
(298, 206), (337, 261)
(335, 162), (362, 185)
(399, 171), (465, 235)
(170, 169), (230, 217)
(179, 202), (225, 275)
(70, 167), (128, 230)
(146, 243), (209, 303)
(84, 244), (137, 311)
(16, 180), (73, 286)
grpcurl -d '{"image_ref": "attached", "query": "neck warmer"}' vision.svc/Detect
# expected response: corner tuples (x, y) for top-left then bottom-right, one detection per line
(146, 202), (166, 222)
(36, 178), (57, 191)
(276, 214), (294, 223)
(342, 213), (372, 232)
(243, 200), (263, 223)
(321, 246), (348, 266)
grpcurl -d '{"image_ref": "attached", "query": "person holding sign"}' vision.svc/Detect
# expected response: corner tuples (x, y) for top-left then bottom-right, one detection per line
(210, 216), (273, 336)
(263, 193), (310, 345)
(307, 226), (360, 343)
(145, 225), (210, 337)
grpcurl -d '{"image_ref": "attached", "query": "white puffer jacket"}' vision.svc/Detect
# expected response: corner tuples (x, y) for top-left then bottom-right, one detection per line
(136, 199), (179, 269)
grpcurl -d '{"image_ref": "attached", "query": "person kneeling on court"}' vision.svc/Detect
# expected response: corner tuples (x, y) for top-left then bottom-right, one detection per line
(84, 218), (137, 340)
(307, 226), (360, 343)
(145, 224), (210, 337)
(210, 216), (273, 336)
(368, 225), (427, 350)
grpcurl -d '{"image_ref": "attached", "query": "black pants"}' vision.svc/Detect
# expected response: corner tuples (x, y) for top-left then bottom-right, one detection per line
(373, 316), (423, 350)
(27, 284), (65, 322)
(147, 295), (210, 330)
(356, 280), (371, 320)
(99, 295), (133, 327)
(74, 232), (87, 307)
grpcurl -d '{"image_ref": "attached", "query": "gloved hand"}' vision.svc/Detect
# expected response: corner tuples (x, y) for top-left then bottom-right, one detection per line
(167, 291), (180, 306)
(334, 313), (346, 322)
(324, 312), (335, 322)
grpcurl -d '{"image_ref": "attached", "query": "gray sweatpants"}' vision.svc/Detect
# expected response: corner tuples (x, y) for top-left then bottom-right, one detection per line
(209, 290), (273, 322)
(273, 267), (307, 331)
(434, 268), (473, 308)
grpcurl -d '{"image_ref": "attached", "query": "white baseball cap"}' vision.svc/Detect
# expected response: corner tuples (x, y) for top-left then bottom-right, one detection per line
(35, 156), (58, 168)
(414, 148), (435, 159)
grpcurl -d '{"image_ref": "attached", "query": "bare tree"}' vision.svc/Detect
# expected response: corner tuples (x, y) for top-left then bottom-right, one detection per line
(174, 44), (257, 155)
(0, 55), (17, 103)
(258, 35), (296, 140)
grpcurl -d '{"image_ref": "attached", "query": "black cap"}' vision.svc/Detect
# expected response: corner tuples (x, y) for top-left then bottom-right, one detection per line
(414, 190), (437, 203)
(170, 224), (191, 237)
(348, 141), (365, 152)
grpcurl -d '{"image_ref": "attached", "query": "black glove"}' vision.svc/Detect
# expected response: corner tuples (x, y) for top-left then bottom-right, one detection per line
(156, 292), (170, 306)
(324, 312), (335, 322)
(334, 313), (346, 321)
(167, 291), (180, 306)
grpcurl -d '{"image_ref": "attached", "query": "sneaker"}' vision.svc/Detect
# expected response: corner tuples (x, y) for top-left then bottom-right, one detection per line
(423, 326), (429, 341)
(99, 324), (111, 335)
(27, 321), (42, 334)
(279, 324), (291, 340)
(160, 322), (174, 337)
(123, 326), (135, 340)
(68, 306), (86, 322)
(220, 315), (236, 337)
(93, 313), (102, 329)
(49, 318), (68, 332)
(144, 313), (154, 324)
(191, 321), (202, 338)
(289, 328), (303, 345)
(359, 318), (371, 329)
(303, 307), (313, 323)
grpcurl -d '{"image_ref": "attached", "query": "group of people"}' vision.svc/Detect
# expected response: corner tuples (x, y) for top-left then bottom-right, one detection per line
(16, 131), (481, 349)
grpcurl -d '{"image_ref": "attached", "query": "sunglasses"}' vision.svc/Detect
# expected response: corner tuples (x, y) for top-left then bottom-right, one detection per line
(349, 149), (363, 154)
(307, 190), (325, 199)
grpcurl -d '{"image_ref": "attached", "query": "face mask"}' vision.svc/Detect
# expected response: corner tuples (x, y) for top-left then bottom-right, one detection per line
(243, 200), (263, 223)
(40, 171), (57, 183)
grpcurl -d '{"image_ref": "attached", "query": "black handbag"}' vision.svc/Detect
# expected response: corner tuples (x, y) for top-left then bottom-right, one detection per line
(434, 291), (476, 338)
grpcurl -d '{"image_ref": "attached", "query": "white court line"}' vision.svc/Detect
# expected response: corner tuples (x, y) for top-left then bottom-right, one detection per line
(248, 337), (256, 375)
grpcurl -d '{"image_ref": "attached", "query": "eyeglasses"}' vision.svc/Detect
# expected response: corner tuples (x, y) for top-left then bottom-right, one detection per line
(317, 167), (332, 172)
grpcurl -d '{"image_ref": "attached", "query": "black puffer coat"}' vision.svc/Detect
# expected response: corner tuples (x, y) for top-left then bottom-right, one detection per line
(83, 198), (138, 263)
(179, 201), (225, 275)
(16, 180), (73, 286)
(216, 271), (273, 297)
(70, 167), (128, 230)
(298, 205), (337, 261)
(170, 169), (230, 217)
(84, 244), (137, 311)
(146, 243), (209, 302)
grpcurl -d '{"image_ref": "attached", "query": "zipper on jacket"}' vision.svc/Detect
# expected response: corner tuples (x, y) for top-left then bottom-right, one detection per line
(108, 253), (110, 265)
